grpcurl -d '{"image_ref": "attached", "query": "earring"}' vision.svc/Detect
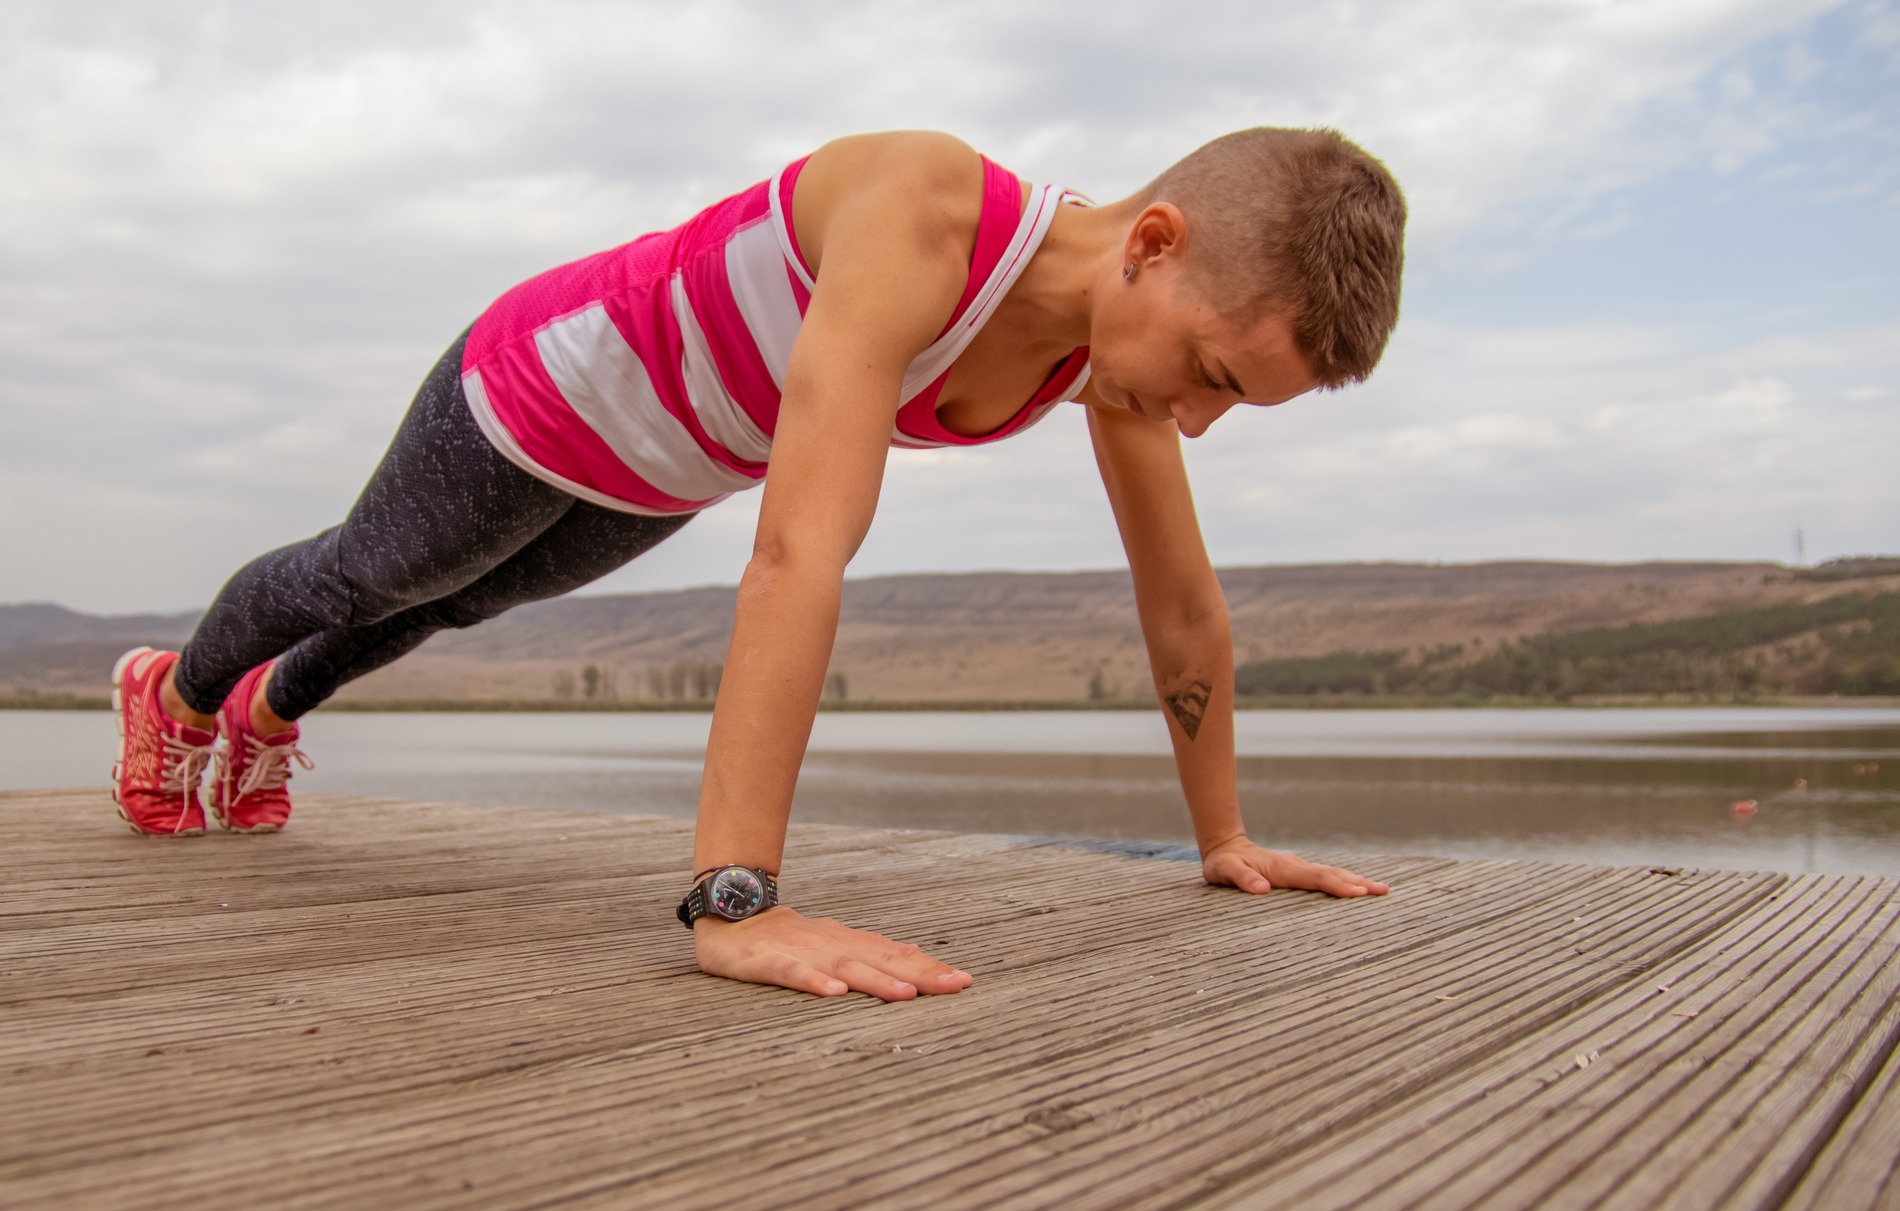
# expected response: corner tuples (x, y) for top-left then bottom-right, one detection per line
(1122, 263), (1138, 281)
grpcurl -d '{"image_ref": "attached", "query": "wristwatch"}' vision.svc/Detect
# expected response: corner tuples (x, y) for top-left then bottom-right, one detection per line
(677, 865), (780, 927)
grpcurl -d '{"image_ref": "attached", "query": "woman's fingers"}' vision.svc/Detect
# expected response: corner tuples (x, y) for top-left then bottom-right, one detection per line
(1235, 860), (1274, 895)
(1316, 862), (1389, 897)
(930, 967), (976, 992)
(1206, 852), (1272, 894)
(831, 939), (971, 999)
(1205, 845), (1391, 900)
(832, 956), (919, 1002)
(873, 939), (974, 992)
(757, 952), (849, 996)
(1230, 867), (1273, 894)
(697, 909), (972, 1000)
(1304, 862), (1389, 898)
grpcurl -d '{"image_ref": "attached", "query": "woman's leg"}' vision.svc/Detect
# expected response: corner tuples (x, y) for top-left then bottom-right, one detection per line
(172, 330), (581, 718)
(265, 504), (691, 719)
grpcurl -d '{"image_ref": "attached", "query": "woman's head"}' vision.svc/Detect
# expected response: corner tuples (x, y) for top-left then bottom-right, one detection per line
(1087, 127), (1406, 436)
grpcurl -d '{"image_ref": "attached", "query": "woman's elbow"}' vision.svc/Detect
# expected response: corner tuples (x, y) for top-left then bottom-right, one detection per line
(740, 538), (849, 601)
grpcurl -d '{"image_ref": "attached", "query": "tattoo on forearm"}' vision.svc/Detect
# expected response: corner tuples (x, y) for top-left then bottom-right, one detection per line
(1165, 681), (1212, 741)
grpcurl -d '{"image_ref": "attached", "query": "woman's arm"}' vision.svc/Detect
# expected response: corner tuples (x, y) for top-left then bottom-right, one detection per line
(688, 134), (984, 1000)
(1087, 404), (1389, 899)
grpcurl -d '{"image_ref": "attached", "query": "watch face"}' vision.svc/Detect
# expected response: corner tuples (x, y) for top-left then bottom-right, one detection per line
(709, 867), (765, 920)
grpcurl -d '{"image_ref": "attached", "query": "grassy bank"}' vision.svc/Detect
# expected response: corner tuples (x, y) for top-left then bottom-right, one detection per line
(1237, 590), (1900, 700)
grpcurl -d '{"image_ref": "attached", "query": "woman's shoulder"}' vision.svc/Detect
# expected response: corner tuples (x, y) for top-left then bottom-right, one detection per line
(807, 130), (986, 191)
(789, 131), (989, 275)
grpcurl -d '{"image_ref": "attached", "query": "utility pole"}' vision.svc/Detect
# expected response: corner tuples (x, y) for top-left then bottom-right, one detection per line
(1793, 526), (1806, 568)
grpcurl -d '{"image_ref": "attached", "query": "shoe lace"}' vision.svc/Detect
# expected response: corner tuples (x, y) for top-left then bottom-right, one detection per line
(156, 732), (215, 826)
(230, 733), (314, 798)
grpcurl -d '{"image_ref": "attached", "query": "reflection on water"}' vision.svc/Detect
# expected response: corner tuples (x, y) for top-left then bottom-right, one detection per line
(5, 708), (1897, 876)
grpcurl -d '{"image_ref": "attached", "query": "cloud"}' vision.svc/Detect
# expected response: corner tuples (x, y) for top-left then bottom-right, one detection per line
(1179, 317), (1900, 567)
(0, 0), (1892, 612)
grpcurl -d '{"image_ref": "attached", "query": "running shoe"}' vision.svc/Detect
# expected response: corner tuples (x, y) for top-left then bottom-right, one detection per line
(211, 661), (311, 834)
(111, 647), (216, 837)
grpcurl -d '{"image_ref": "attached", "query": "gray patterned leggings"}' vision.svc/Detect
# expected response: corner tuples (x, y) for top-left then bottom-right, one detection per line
(174, 331), (693, 720)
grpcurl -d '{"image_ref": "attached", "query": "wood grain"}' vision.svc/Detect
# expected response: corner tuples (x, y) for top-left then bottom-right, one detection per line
(2, 788), (1895, 1210)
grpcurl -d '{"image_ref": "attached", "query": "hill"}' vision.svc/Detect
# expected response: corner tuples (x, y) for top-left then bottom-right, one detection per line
(6, 557), (1896, 705)
(1235, 587), (1900, 699)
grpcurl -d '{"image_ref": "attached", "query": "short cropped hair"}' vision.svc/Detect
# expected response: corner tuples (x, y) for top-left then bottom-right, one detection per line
(1146, 127), (1407, 389)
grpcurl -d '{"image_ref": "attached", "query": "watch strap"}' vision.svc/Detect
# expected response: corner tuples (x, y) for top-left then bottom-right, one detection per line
(676, 866), (779, 928)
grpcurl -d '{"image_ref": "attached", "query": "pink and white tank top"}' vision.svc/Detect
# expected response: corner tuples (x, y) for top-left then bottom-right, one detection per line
(461, 156), (1094, 516)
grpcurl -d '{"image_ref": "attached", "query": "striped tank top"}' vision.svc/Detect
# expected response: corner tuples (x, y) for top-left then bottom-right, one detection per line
(461, 155), (1093, 516)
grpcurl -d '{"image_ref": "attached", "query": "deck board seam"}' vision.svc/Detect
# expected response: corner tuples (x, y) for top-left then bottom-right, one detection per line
(7, 791), (1899, 1211)
(1202, 878), (1893, 1211)
(621, 871), (1779, 1207)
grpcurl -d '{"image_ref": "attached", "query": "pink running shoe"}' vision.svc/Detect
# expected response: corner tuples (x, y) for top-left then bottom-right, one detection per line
(212, 661), (311, 834)
(111, 647), (215, 837)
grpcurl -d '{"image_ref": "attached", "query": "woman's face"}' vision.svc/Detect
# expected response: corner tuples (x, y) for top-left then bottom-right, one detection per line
(1087, 206), (1318, 438)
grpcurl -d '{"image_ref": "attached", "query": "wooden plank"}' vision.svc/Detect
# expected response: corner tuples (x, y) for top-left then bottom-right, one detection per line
(1785, 1017), (1900, 1211)
(0, 791), (970, 933)
(0, 859), (1717, 1209)
(736, 867), (1780, 1210)
(0, 851), (1526, 1206)
(1192, 875), (1900, 1210)
(1642, 891), (1900, 1209)
(4, 787), (1897, 1211)
(3, 840), (1451, 1178)
(200, 859), (1732, 1209)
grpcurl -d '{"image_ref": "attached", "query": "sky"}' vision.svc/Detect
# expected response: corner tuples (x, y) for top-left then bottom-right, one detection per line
(2, 0), (1895, 615)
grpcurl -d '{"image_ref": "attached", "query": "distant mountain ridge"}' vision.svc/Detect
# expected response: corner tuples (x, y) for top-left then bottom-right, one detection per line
(6, 559), (1895, 703)
(0, 603), (197, 649)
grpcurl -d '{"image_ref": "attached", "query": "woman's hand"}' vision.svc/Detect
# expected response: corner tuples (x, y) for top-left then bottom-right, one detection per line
(694, 906), (974, 1002)
(1201, 836), (1391, 899)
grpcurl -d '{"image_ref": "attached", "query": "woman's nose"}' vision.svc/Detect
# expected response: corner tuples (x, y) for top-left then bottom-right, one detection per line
(1170, 397), (1231, 438)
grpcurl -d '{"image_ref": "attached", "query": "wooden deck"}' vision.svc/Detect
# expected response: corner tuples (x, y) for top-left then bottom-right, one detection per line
(4, 787), (1898, 1210)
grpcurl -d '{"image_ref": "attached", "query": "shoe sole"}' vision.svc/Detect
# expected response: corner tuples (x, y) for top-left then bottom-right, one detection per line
(110, 647), (205, 839)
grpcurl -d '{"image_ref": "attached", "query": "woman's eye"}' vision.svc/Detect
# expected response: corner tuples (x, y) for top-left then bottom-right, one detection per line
(1195, 362), (1220, 390)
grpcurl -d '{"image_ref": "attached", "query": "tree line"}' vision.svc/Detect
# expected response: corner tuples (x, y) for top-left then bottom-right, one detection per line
(1235, 591), (1900, 700)
(550, 661), (851, 702)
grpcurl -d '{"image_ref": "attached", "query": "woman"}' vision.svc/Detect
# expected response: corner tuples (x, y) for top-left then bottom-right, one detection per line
(112, 127), (1405, 1000)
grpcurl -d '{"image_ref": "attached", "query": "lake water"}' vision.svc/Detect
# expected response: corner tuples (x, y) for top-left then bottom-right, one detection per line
(8, 708), (1899, 876)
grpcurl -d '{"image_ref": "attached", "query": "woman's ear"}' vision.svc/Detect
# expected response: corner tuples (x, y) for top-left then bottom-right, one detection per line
(1123, 202), (1189, 272)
